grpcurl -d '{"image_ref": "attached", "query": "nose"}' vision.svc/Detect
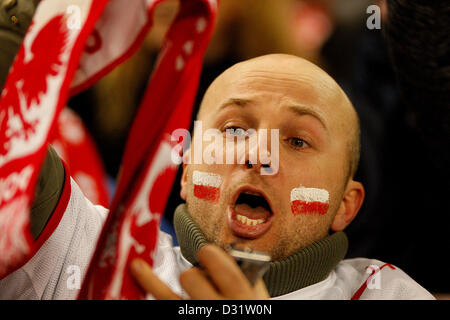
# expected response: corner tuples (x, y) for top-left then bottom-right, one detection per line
(242, 130), (274, 175)
(245, 159), (273, 174)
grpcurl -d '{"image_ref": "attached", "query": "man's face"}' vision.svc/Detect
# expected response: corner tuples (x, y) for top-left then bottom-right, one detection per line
(180, 54), (360, 260)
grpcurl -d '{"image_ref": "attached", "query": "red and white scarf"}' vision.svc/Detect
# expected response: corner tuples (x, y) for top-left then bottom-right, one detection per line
(0, 0), (217, 300)
(51, 108), (110, 207)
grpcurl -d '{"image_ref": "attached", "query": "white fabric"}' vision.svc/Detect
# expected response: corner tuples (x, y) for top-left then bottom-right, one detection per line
(0, 178), (434, 300)
(0, 179), (107, 299)
(271, 258), (435, 300)
(154, 232), (434, 300)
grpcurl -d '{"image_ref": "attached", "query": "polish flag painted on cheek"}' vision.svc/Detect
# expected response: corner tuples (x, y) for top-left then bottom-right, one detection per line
(193, 171), (222, 203)
(291, 187), (329, 215)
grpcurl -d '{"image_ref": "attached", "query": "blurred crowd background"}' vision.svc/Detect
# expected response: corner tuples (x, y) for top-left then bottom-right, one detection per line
(64, 0), (449, 295)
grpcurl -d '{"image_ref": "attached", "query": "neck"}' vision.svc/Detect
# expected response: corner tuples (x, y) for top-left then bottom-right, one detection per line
(173, 204), (348, 297)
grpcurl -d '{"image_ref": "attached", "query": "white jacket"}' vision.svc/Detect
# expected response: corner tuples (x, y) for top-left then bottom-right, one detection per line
(0, 178), (435, 300)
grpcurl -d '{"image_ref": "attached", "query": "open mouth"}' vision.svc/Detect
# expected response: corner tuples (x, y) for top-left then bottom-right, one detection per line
(228, 187), (273, 239)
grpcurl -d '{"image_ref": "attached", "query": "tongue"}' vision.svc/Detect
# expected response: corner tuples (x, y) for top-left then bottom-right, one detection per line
(234, 203), (270, 220)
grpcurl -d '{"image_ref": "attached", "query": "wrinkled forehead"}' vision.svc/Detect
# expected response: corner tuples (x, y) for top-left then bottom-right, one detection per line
(198, 55), (348, 121)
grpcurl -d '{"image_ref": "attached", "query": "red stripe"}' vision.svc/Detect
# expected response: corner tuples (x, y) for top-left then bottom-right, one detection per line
(70, 7), (152, 97)
(351, 263), (396, 300)
(2, 161), (71, 277)
(33, 160), (71, 252)
(291, 200), (329, 215)
(194, 185), (220, 202)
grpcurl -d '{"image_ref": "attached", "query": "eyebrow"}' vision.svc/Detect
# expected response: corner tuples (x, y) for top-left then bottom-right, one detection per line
(218, 98), (253, 110)
(218, 98), (328, 131)
(287, 104), (327, 131)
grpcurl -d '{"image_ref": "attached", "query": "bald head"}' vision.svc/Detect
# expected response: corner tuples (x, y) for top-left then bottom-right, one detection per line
(198, 54), (360, 179)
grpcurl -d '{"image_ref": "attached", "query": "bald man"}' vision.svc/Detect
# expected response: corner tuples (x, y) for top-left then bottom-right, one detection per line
(129, 54), (434, 300)
(0, 55), (433, 300)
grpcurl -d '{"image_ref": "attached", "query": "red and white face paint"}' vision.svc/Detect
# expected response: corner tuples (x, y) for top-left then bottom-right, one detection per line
(193, 170), (222, 203)
(290, 186), (329, 216)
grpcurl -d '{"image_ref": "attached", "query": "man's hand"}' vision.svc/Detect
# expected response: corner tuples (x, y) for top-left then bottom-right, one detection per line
(130, 244), (270, 300)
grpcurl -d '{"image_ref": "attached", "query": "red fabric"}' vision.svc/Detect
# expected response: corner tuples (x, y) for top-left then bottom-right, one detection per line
(50, 108), (110, 207)
(351, 263), (396, 300)
(0, 0), (217, 300)
(5, 160), (73, 276)
(79, 0), (218, 300)
(0, 0), (109, 279)
(70, 6), (155, 97)
(33, 161), (72, 254)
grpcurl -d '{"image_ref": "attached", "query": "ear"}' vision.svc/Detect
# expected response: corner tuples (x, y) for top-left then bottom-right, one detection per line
(331, 180), (365, 232)
(179, 149), (191, 201)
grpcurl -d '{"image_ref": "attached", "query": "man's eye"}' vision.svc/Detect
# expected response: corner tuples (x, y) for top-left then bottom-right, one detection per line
(288, 137), (309, 149)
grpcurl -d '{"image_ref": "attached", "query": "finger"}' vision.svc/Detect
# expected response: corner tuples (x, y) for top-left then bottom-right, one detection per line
(253, 278), (270, 300)
(130, 258), (182, 300)
(196, 245), (254, 298)
(179, 267), (222, 300)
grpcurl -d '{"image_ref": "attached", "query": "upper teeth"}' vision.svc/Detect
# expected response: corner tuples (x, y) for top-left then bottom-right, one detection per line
(236, 214), (265, 226)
